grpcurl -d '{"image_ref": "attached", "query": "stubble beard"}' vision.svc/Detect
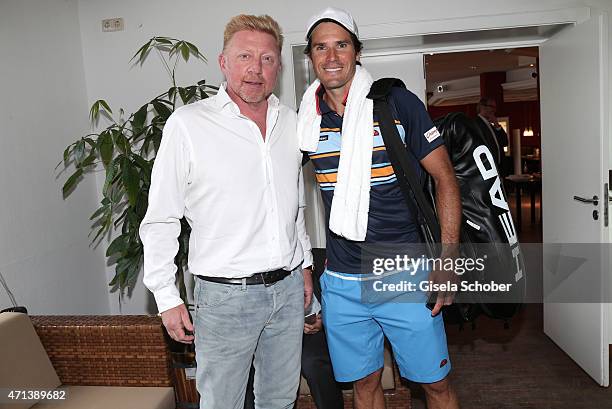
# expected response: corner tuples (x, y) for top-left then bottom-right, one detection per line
(237, 87), (268, 104)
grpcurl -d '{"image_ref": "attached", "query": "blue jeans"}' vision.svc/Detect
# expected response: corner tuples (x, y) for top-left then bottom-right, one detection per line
(193, 268), (304, 409)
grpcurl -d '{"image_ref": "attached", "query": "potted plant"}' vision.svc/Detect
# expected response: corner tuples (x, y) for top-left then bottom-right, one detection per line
(60, 37), (216, 301)
(59, 37), (216, 407)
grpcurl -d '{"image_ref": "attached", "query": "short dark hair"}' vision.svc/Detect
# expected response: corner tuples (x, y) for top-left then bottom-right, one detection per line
(303, 19), (363, 56)
(477, 97), (496, 112)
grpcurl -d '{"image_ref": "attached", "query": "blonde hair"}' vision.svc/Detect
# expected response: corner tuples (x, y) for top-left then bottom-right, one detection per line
(223, 14), (284, 52)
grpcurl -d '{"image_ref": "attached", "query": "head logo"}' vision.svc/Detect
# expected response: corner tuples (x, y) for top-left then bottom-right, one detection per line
(472, 144), (523, 282)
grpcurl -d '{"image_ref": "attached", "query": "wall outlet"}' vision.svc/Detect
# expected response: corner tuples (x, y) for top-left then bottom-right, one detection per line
(102, 18), (124, 32)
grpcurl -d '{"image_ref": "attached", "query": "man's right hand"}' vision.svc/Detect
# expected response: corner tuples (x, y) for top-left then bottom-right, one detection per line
(160, 303), (194, 344)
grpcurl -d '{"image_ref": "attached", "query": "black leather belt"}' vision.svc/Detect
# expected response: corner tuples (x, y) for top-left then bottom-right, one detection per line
(197, 269), (291, 286)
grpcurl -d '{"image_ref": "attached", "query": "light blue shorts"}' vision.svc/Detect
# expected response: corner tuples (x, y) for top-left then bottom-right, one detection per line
(320, 266), (451, 383)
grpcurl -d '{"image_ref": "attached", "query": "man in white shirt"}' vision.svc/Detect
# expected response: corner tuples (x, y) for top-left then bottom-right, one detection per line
(139, 14), (313, 409)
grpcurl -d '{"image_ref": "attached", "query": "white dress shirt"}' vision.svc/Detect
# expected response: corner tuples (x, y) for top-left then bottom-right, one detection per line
(140, 85), (313, 313)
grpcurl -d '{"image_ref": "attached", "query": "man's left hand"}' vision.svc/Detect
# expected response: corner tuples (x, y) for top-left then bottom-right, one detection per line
(304, 314), (322, 334)
(428, 266), (460, 317)
(303, 267), (313, 309)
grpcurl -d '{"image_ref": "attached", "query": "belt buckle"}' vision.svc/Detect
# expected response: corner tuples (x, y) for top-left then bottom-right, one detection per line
(262, 272), (272, 287)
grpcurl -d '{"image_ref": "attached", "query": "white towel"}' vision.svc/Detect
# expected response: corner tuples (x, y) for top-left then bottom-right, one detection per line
(297, 66), (374, 241)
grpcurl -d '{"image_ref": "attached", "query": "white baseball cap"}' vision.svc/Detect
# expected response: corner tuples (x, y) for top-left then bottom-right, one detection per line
(305, 7), (359, 40)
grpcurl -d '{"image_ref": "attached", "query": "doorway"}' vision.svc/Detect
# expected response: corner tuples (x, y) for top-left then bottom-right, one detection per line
(424, 47), (543, 243)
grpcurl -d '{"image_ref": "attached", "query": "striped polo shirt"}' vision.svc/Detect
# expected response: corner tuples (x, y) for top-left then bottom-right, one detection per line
(308, 86), (444, 274)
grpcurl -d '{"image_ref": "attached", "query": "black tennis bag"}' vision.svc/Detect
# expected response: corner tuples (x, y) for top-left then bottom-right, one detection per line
(432, 111), (526, 324)
(368, 78), (526, 326)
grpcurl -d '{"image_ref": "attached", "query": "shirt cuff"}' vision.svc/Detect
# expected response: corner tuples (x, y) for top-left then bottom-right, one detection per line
(301, 250), (313, 270)
(153, 285), (184, 314)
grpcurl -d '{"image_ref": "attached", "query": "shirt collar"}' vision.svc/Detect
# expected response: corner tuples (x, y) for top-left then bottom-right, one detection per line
(215, 82), (280, 114)
(316, 84), (333, 115)
(315, 84), (348, 116)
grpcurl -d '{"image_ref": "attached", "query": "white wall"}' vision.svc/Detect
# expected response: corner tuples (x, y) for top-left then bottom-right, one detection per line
(0, 1), (608, 316)
(72, 0), (612, 313)
(0, 0), (109, 314)
(77, 0), (609, 111)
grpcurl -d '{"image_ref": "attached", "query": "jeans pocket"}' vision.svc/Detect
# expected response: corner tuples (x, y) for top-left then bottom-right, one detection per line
(198, 281), (239, 308)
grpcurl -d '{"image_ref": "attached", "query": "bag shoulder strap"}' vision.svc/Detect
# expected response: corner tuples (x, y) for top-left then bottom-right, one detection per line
(366, 78), (406, 100)
(367, 78), (442, 243)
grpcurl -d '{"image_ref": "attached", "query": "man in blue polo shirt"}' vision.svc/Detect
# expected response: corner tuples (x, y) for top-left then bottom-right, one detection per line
(297, 7), (461, 409)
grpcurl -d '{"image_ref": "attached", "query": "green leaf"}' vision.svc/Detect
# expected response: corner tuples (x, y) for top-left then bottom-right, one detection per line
(180, 42), (189, 61)
(122, 157), (140, 206)
(168, 87), (177, 103)
(134, 190), (149, 218)
(106, 234), (129, 257)
(89, 205), (108, 221)
(109, 273), (120, 287)
(154, 37), (173, 45)
(113, 130), (131, 154)
(132, 154), (150, 170)
(99, 131), (114, 166)
(178, 87), (188, 104)
(74, 140), (86, 166)
(130, 39), (152, 63)
(89, 101), (99, 123)
(103, 158), (119, 198)
(132, 104), (148, 134)
(110, 184), (123, 204)
(186, 42), (206, 62)
(99, 100), (112, 114)
(84, 137), (96, 149)
(125, 257), (142, 290)
(114, 208), (129, 228)
(169, 41), (181, 58)
(141, 126), (161, 156)
(152, 101), (172, 121)
(157, 98), (174, 106)
(63, 144), (72, 166)
(152, 132), (162, 153)
(89, 100), (113, 124)
(62, 168), (83, 197)
(185, 86), (197, 102)
(80, 153), (96, 168)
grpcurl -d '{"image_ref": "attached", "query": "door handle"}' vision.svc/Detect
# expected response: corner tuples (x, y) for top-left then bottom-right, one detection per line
(606, 183), (611, 227)
(573, 195), (599, 205)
